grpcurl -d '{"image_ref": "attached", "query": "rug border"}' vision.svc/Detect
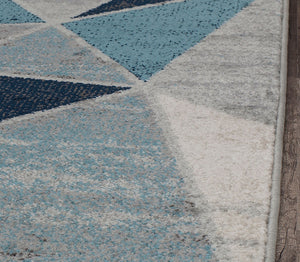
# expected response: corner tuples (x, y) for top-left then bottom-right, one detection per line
(265, 0), (289, 261)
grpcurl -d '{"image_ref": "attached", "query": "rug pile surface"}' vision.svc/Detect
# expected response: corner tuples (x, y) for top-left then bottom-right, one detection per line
(0, 0), (286, 261)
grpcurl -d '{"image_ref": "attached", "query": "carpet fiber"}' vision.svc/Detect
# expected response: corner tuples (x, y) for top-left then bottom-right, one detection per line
(0, 0), (286, 261)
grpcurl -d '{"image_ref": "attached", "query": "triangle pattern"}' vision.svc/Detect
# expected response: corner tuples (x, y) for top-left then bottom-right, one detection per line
(0, 27), (134, 85)
(147, 0), (280, 125)
(0, 0), (43, 24)
(64, 0), (254, 81)
(0, 75), (130, 121)
(74, 0), (173, 18)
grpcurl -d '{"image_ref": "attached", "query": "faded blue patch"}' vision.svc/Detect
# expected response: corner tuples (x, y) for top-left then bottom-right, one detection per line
(64, 0), (253, 80)
(0, 95), (215, 261)
(0, 27), (133, 84)
(0, 0), (43, 24)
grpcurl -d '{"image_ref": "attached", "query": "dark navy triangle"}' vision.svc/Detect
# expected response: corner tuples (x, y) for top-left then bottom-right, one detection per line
(0, 76), (130, 121)
(74, 0), (172, 18)
(0, 0), (43, 24)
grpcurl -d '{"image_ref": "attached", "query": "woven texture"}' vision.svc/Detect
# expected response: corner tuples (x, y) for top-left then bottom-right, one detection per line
(0, 0), (284, 261)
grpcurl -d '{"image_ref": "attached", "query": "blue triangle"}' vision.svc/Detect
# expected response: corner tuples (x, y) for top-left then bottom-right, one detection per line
(0, 94), (215, 260)
(0, 76), (130, 121)
(0, 0), (43, 24)
(74, 0), (172, 17)
(64, 0), (254, 81)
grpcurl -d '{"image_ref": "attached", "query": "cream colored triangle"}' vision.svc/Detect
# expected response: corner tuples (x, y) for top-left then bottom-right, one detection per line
(155, 93), (275, 261)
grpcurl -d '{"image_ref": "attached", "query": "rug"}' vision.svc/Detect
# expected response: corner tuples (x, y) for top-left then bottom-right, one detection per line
(0, 0), (287, 261)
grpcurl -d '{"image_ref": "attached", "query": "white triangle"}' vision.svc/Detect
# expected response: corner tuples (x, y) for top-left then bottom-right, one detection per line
(155, 94), (275, 261)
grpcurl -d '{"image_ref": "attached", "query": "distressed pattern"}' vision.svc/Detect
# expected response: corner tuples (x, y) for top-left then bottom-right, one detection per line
(0, 0), (284, 260)
(0, 76), (130, 121)
(0, 95), (215, 261)
(0, 0), (43, 24)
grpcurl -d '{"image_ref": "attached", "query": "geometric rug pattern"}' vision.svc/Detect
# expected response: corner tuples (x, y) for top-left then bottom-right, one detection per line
(0, 0), (284, 261)
(65, 0), (254, 80)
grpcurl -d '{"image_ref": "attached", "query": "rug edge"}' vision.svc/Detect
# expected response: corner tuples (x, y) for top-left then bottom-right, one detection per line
(265, 0), (289, 261)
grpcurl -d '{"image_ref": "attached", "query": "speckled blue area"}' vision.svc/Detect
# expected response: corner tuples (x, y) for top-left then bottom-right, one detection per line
(0, 27), (133, 84)
(0, 95), (215, 261)
(64, 0), (253, 80)
(0, 0), (43, 24)
(74, 0), (172, 17)
(0, 75), (130, 121)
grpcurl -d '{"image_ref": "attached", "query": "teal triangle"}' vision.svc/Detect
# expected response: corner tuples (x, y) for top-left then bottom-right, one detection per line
(64, 0), (254, 81)
(0, 0), (43, 24)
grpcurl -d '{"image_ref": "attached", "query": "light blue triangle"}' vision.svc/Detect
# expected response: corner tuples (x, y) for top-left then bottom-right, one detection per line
(64, 0), (254, 81)
(0, 0), (43, 24)
(0, 27), (133, 85)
